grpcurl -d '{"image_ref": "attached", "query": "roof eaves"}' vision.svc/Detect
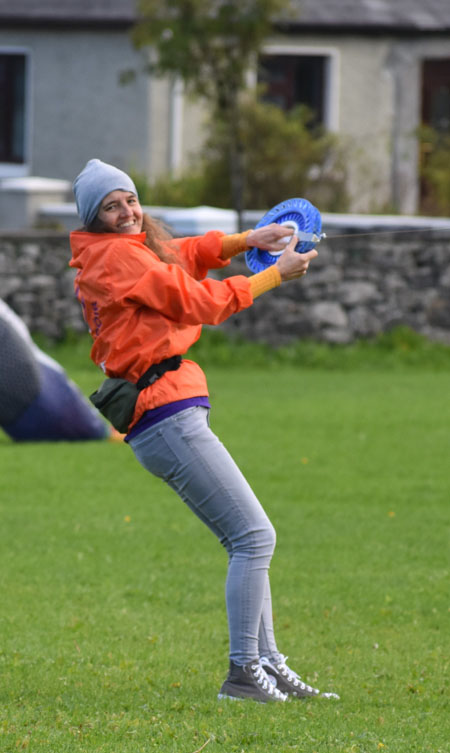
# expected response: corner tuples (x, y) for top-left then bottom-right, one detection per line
(0, 13), (137, 29)
(276, 20), (450, 35)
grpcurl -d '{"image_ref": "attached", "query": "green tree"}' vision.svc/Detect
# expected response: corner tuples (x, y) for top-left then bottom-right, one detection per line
(132, 0), (291, 226)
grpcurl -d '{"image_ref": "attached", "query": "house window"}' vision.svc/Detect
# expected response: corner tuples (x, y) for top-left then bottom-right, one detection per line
(259, 53), (328, 127)
(422, 58), (450, 133)
(0, 53), (27, 163)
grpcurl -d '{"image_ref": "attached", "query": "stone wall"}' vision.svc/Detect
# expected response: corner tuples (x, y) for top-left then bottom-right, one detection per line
(0, 231), (82, 340)
(1, 226), (450, 345)
(218, 227), (450, 346)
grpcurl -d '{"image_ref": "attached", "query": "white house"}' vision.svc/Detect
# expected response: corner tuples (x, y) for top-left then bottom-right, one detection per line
(1, 0), (449, 214)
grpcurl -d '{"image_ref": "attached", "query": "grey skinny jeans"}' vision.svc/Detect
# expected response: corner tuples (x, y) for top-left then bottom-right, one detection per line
(128, 406), (280, 665)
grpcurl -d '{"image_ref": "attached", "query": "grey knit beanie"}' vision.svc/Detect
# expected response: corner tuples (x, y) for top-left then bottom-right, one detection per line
(73, 158), (138, 227)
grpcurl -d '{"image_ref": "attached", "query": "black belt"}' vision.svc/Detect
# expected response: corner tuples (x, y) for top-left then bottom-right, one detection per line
(136, 355), (182, 390)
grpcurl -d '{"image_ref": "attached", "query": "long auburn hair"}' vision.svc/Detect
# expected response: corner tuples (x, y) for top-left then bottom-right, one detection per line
(141, 214), (181, 265)
(84, 212), (182, 266)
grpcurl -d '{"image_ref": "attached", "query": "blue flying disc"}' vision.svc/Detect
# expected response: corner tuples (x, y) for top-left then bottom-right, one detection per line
(245, 198), (323, 273)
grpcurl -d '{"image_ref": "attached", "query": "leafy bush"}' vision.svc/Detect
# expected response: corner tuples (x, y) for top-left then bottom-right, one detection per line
(131, 170), (206, 208)
(200, 98), (349, 212)
(419, 126), (450, 215)
(189, 326), (450, 371)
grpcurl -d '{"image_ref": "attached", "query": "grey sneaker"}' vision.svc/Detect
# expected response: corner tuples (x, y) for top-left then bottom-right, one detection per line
(260, 655), (340, 700)
(218, 660), (288, 703)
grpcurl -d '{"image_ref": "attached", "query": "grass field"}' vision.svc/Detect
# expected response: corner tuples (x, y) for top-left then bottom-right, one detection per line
(0, 333), (449, 752)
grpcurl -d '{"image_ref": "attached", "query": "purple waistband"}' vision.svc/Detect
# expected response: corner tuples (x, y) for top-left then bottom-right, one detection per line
(125, 396), (210, 442)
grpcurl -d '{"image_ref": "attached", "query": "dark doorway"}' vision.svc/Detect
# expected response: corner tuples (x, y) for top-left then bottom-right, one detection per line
(420, 58), (450, 212)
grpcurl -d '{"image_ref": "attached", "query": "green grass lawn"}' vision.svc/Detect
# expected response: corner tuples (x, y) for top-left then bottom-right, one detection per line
(0, 336), (449, 752)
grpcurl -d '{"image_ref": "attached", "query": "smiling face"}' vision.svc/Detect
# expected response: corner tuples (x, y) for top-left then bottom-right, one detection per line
(96, 190), (143, 234)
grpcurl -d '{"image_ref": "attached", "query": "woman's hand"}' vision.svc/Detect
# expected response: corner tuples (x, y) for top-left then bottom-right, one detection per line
(246, 223), (294, 252)
(276, 235), (318, 281)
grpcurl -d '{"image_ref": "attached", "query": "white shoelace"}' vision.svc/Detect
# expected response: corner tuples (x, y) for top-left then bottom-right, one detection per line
(277, 656), (319, 694)
(251, 662), (287, 700)
(261, 654), (320, 694)
(262, 655), (340, 699)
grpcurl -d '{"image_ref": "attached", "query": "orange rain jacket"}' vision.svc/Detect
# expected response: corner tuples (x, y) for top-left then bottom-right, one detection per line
(69, 230), (253, 427)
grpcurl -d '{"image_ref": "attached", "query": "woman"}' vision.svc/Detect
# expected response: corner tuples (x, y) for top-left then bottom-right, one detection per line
(70, 158), (338, 702)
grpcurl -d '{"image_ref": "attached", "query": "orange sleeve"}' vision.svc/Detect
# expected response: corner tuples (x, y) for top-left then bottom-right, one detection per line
(248, 266), (281, 298)
(107, 243), (253, 326)
(221, 230), (253, 259)
(174, 231), (231, 279)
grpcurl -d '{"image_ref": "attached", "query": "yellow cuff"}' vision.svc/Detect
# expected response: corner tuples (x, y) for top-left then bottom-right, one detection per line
(249, 265), (282, 299)
(221, 230), (253, 260)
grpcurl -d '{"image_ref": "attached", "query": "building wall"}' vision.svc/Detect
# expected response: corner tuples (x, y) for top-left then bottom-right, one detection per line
(1, 25), (448, 213)
(0, 27), (152, 181)
(179, 33), (401, 212)
(191, 31), (449, 215)
(0, 25), (211, 187)
(247, 33), (450, 215)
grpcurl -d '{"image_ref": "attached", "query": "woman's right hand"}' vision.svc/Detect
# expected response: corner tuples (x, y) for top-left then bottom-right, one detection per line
(276, 235), (318, 281)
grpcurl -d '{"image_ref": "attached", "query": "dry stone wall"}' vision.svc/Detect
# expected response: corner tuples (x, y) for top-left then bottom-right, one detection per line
(0, 231), (82, 340)
(1, 227), (450, 345)
(216, 228), (450, 346)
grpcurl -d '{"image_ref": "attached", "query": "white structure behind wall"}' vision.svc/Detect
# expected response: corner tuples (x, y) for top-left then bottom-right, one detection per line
(169, 77), (184, 175)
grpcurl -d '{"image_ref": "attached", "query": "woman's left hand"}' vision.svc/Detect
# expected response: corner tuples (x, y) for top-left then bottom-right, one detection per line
(246, 223), (294, 252)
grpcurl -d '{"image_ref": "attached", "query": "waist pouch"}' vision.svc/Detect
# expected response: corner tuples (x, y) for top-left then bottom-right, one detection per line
(89, 356), (182, 433)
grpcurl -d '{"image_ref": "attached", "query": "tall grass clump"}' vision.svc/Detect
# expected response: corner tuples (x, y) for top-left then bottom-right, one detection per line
(188, 325), (450, 372)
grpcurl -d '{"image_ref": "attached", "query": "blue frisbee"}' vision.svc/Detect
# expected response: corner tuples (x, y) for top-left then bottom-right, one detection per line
(245, 198), (324, 273)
